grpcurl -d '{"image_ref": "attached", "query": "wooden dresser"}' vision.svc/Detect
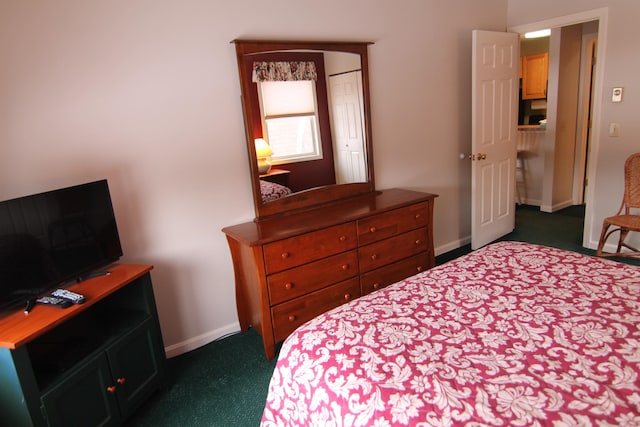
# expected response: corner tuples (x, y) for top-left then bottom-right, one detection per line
(222, 188), (437, 359)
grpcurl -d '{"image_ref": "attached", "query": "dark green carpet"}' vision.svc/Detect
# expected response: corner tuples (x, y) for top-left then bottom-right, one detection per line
(501, 204), (588, 252)
(125, 204), (639, 427)
(499, 204), (639, 266)
(124, 330), (278, 427)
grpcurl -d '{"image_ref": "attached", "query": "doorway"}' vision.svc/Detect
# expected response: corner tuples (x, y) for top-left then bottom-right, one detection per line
(510, 8), (608, 248)
(517, 22), (597, 212)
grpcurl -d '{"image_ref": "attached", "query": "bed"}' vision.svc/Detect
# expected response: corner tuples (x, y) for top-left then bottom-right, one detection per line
(261, 241), (640, 426)
(260, 179), (292, 203)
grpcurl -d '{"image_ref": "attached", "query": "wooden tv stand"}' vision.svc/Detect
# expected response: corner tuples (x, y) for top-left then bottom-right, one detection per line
(0, 264), (167, 427)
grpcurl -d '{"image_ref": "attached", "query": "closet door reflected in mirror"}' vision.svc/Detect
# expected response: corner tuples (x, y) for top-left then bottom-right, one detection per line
(233, 40), (375, 220)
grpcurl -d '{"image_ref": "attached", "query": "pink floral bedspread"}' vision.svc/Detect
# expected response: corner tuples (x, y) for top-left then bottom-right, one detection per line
(261, 242), (640, 426)
(260, 180), (292, 203)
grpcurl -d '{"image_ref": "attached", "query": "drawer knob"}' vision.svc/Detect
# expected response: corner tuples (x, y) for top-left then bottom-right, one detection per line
(288, 314), (296, 322)
(116, 377), (126, 385)
(373, 282), (380, 290)
(339, 235), (347, 242)
(416, 266), (423, 272)
(415, 239), (421, 245)
(284, 282), (293, 290)
(344, 293), (351, 300)
(281, 252), (289, 259)
(107, 386), (117, 394)
(370, 254), (378, 260)
(415, 213), (422, 219)
(369, 226), (377, 233)
(341, 264), (349, 271)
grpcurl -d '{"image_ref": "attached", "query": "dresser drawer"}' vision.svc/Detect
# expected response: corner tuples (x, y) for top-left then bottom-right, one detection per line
(358, 202), (429, 245)
(267, 250), (358, 305)
(361, 252), (431, 295)
(359, 227), (428, 273)
(271, 278), (360, 342)
(263, 222), (357, 274)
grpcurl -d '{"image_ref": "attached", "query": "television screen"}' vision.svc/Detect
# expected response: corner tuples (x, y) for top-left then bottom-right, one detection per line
(0, 180), (123, 311)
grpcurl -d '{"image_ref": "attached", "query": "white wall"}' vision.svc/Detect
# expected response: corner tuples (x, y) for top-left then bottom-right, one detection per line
(508, 1), (640, 251)
(0, 0), (508, 356)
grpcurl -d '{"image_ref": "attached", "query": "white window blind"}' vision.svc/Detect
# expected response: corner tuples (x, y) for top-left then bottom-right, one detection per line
(261, 81), (316, 116)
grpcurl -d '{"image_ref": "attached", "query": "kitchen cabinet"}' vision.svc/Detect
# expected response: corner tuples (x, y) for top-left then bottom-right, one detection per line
(522, 52), (549, 99)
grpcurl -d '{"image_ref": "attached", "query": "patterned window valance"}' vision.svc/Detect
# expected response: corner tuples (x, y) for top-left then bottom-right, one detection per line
(252, 61), (317, 82)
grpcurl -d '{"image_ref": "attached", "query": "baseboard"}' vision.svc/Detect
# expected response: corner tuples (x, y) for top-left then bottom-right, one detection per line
(593, 241), (612, 253)
(164, 321), (241, 358)
(591, 238), (640, 255)
(540, 199), (573, 213)
(435, 236), (470, 256)
(518, 197), (541, 207)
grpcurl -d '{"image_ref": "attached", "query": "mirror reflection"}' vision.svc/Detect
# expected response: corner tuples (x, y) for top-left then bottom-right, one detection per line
(246, 50), (366, 196)
(234, 40), (374, 219)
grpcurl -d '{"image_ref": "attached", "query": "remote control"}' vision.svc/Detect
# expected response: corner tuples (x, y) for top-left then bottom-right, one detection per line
(36, 296), (73, 308)
(51, 289), (86, 304)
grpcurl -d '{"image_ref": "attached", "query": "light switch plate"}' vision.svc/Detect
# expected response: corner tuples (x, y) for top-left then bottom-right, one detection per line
(612, 87), (623, 102)
(609, 123), (620, 137)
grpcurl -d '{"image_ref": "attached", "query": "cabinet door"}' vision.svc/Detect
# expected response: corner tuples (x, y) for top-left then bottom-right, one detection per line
(522, 53), (548, 99)
(106, 318), (163, 419)
(41, 353), (119, 427)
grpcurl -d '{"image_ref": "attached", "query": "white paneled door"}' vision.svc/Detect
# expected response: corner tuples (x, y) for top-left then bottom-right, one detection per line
(471, 30), (519, 249)
(329, 71), (366, 184)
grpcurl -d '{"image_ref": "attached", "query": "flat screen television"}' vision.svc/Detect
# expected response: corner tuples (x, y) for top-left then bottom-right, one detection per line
(0, 179), (123, 311)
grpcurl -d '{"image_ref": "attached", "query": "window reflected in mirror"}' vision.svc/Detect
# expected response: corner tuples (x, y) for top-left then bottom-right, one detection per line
(242, 49), (369, 195)
(258, 80), (323, 164)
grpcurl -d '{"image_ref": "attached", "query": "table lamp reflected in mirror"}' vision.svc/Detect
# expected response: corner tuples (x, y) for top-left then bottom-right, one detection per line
(255, 138), (273, 174)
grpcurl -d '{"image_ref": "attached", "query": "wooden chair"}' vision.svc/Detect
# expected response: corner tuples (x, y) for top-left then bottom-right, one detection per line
(596, 152), (640, 258)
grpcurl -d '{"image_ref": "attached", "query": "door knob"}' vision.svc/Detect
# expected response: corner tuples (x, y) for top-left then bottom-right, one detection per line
(469, 153), (487, 161)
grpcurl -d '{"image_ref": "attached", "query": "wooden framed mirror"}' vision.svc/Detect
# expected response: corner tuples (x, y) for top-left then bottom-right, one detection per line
(233, 40), (375, 220)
